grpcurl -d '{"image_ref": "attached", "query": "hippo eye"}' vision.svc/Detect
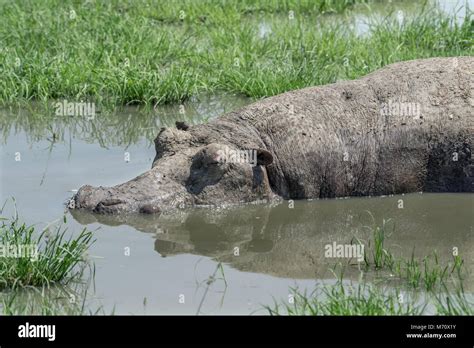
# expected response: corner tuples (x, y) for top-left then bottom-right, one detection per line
(193, 144), (229, 168)
(209, 154), (223, 165)
(202, 152), (225, 167)
(207, 159), (224, 168)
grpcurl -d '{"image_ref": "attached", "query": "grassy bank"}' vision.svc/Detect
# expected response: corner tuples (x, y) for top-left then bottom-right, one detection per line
(0, 0), (471, 107)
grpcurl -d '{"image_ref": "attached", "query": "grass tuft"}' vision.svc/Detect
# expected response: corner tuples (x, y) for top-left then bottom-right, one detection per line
(265, 279), (425, 315)
(0, 210), (94, 290)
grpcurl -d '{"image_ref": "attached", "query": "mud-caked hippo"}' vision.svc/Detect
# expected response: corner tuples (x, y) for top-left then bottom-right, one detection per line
(71, 57), (473, 214)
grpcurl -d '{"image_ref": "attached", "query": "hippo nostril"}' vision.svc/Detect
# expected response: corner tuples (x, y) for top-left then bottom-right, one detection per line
(74, 185), (107, 210)
(93, 198), (126, 214)
(139, 204), (161, 214)
(99, 198), (124, 206)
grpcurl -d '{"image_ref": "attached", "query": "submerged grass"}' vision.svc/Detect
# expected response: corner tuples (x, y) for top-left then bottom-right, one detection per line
(434, 284), (474, 315)
(265, 280), (425, 315)
(0, 205), (95, 290)
(354, 216), (467, 292)
(0, 0), (471, 107)
(265, 276), (473, 315)
(0, 280), (108, 315)
(267, 218), (473, 315)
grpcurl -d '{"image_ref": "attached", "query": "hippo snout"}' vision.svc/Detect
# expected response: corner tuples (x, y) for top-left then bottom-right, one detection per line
(70, 166), (191, 214)
(73, 185), (130, 214)
(73, 185), (107, 211)
(72, 184), (163, 214)
(138, 204), (161, 214)
(92, 200), (161, 214)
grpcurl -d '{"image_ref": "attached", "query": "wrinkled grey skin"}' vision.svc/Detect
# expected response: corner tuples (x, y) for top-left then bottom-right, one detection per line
(72, 57), (473, 214)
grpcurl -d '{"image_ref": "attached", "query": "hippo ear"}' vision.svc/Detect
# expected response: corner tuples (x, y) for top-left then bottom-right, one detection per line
(256, 148), (274, 166)
(175, 121), (189, 131)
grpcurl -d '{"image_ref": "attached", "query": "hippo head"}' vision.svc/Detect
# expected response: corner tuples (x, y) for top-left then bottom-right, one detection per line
(72, 125), (275, 214)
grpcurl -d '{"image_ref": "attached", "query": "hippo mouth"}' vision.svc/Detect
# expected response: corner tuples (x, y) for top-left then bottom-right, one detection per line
(74, 190), (135, 215)
(94, 199), (161, 214)
(74, 188), (168, 215)
(93, 198), (128, 214)
(77, 193), (164, 215)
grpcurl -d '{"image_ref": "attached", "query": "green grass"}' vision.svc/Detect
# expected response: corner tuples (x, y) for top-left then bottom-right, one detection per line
(265, 277), (474, 315)
(0, 209), (94, 290)
(354, 217), (467, 292)
(0, 282), (108, 315)
(267, 218), (473, 316)
(0, 0), (471, 107)
(358, 218), (395, 270)
(434, 284), (474, 315)
(265, 279), (425, 315)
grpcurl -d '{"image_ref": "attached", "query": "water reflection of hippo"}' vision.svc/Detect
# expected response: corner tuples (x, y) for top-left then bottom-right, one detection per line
(70, 193), (473, 289)
(71, 57), (473, 214)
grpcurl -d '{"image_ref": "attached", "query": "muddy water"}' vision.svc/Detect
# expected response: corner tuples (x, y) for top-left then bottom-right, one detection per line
(1, 94), (473, 314)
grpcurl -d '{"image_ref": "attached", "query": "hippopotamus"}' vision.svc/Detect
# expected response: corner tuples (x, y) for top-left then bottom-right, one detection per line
(71, 57), (473, 214)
